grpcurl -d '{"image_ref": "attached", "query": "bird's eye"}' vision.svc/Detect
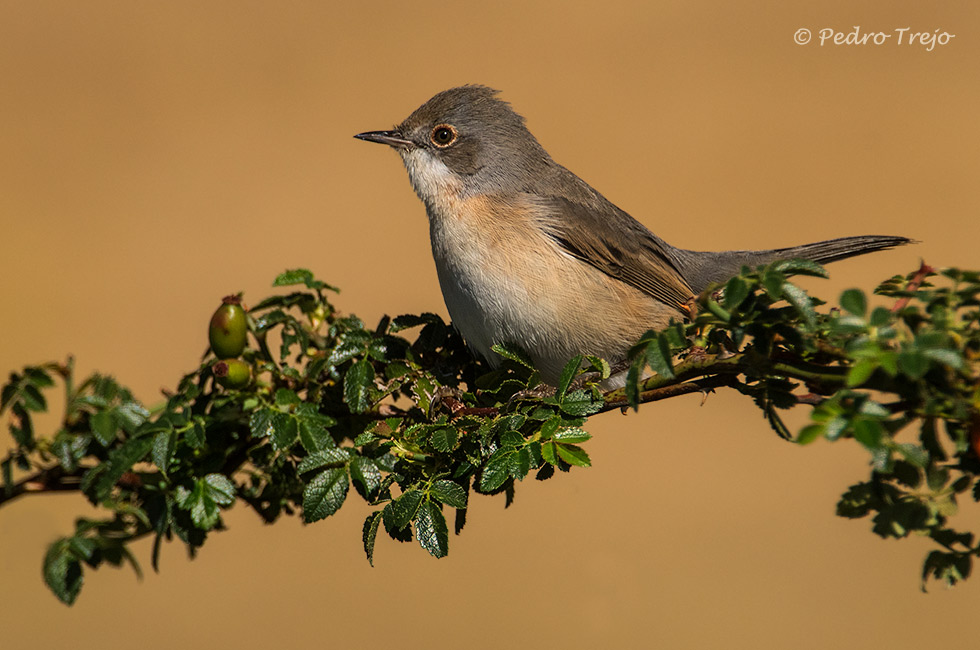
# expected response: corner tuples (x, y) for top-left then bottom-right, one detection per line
(430, 124), (458, 148)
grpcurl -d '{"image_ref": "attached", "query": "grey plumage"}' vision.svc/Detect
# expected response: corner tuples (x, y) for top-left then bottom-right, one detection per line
(672, 235), (913, 293)
(356, 85), (912, 385)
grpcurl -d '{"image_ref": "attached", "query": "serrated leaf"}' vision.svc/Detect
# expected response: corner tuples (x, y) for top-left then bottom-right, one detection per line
(151, 428), (176, 474)
(555, 443), (591, 467)
(553, 427), (591, 443)
(273, 268), (335, 291)
(557, 355), (583, 399)
(840, 289), (867, 316)
(541, 441), (560, 465)
(249, 408), (276, 439)
(480, 448), (515, 492)
(90, 410), (117, 447)
(349, 455), (382, 500)
(270, 413), (298, 451)
(43, 539), (83, 605)
(297, 448), (349, 474)
(797, 424), (825, 445)
(302, 467), (349, 523)
(429, 480), (468, 509)
(898, 350), (929, 379)
(723, 276), (750, 310)
(415, 501), (449, 558)
(491, 342), (535, 369)
(921, 348), (963, 370)
(852, 419), (883, 450)
(644, 334), (674, 379)
(389, 489), (424, 529)
(625, 355), (644, 411)
(203, 473), (236, 506)
(363, 511), (383, 566)
(560, 389), (603, 416)
(847, 358), (878, 387)
(781, 282), (816, 328)
(774, 258), (828, 278)
(295, 403), (337, 452)
(429, 426), (459, 453)
(344, 359), (374, 413)
(274, 389), (301, 407)
(897, 443), (929, 468)
(869, 307), (892, 327)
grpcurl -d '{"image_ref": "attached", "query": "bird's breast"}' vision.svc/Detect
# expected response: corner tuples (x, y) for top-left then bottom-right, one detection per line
(426, 192), (678, 384)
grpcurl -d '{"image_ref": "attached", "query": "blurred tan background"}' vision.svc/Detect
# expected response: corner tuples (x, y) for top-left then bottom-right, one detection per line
(1, 1), (977, 647)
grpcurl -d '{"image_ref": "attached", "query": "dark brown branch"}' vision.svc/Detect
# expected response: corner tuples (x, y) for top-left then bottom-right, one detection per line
(0, 465), (86, 507)
(601, 375), (738, 412)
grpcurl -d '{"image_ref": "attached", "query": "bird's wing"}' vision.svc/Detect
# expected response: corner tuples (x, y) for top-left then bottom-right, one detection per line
(533, 194), (695, 311)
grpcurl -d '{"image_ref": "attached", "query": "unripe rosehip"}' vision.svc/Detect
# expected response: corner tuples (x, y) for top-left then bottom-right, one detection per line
(214, 358), (251, 389)
(209, 295), (247, 359)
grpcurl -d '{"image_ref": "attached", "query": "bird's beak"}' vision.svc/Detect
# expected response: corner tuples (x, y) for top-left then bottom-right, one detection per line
(354, 130), (413, 149)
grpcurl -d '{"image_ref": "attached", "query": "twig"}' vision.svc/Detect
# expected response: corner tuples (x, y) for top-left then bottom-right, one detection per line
(0, 465), (86, 507)
(891, 261), (935, 313)
(601, 375), (738, 411)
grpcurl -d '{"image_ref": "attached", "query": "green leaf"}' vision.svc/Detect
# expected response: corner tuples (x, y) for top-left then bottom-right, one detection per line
(297, 448), (349, 474)
(389, 489), (424, 530)
(553, 427), (591, 443)
(644, 334), (675, 379)
(362, 511), (383, 566)
(555, 443), (591, 467)
(90, 410), (117, 447)
(151, 428), (176, 474)
(797, 424), (825, 445)
(869, 307), (892, 327)
(87, 435), (155, 501)
(273, 268), (335, 291)
(295, 403), (337, 452)
(302, 467), (349, 523)
(415, 500), (449, 558)
(429, 480), (468, 509)
(560, 389), (603, 417)
(852, 419), (883, 450)
(774, 258), (828, 278)
(921, 348), (963, 370)
(840, 289), (867, 316)
(43, 539), (83, 605)
(781, 282), (816, 328)
(274, 388), (301, 408)
(270, 413), (298, 451)
(723, 276), (750, 310)
(203, 473), (236, 506)
(490, 342), (535, 369)
(429, 426), (459, 453)
(847, 359), (878, 387)
(541, 441), (560, 465)
(349, 455), (382, 500)
(480, 449), (515, 492)
(762, 267), (785, 299)
(557, 355), (583, 399)
(897, 350), (929, 379)
(625, 355), (644, 411)
(896, 443), (929, 468)
(249, 408), (276, 439)
(344, 359), (374, 413)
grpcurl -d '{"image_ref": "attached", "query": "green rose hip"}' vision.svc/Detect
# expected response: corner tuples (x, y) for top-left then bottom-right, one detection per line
(213, 358), (251, 389)
(208, 295), (247, 359)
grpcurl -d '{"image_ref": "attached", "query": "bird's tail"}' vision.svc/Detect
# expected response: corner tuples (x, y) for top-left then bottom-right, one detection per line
(675, 235), (913, 293)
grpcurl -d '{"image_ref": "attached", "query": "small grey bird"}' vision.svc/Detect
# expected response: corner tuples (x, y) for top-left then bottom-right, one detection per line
(356, 86), (910, 386)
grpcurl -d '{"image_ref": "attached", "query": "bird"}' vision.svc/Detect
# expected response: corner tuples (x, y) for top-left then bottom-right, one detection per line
(355, 85), (910, 387)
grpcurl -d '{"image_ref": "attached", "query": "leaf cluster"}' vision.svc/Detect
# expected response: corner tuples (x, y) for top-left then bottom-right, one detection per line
(3, 262), (980, 603)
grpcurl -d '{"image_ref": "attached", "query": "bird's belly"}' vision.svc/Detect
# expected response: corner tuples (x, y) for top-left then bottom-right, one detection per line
(428, 196), (678, 385)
